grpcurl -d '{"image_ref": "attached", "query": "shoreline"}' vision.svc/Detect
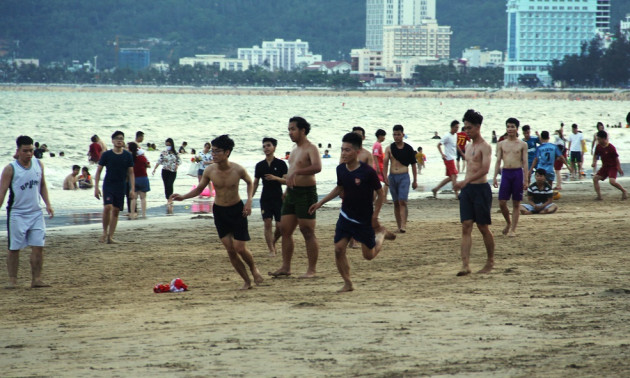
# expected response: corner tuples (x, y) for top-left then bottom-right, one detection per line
(3, 83), (630, 101)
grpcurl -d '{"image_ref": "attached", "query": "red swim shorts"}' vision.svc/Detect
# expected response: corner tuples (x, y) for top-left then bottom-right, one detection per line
(444, 159), (458, 177)
(596, 166), (618, 180)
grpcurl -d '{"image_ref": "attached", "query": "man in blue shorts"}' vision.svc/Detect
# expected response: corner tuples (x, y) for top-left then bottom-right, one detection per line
(528, 131), (572, 189)
(94, 131), (135, 244)
(253, 137), (288, 257)
(0, 135), (54, 288)
(453, 110), (495, 276)
(383, 124), (417, 233)
(493, 117), (528, 237)
(171, 135), (264, 290)
(309, 132), (395, 292)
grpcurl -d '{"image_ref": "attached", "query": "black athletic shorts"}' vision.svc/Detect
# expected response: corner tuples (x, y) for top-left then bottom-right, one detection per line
(459, 183), (492, 225)
(260, 198), (282, 222)
(212, 201), (250, 241)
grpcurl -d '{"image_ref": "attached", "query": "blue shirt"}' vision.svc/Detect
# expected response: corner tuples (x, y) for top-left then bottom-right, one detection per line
(523, 136), (540, 169)
(534, 143), (562, 173)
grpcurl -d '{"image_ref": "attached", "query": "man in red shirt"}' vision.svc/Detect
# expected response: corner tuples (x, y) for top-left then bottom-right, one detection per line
(456, 125), (471, 172)
(592, 130), (627, 200)
(88, 135), (103, 164)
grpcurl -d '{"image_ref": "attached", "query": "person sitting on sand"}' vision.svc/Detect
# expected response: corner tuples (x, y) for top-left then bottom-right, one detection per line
(592, 130), (627, 201)
(308, 132), (395, 292)
(520, 168), (558, 215)
(0, 135), (54, 288)
(63, 165), (81, 190)
(170, 134), (264, 290)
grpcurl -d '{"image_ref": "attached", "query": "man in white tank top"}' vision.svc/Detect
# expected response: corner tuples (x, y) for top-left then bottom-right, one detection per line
(0, 135), (54, 288)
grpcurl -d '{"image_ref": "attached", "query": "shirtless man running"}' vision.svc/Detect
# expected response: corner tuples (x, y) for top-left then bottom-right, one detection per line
(453, 110), (495, 276)
(493, 118), (528, 237)
(171, 134), (263, 290)
(270, 116), (322, 278)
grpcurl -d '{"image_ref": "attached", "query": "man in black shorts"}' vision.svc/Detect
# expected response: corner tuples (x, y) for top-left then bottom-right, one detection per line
(94, 131), (135, 244)
(453, 110), (495, 276)
(171, 135), (264, 290)
(253, 137), (288, 257)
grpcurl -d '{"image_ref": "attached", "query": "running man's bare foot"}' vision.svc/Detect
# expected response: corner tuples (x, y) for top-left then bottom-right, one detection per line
(622, 191), (628, 200)
(31, 280), (51, 288)
(374, 227), (387, 255)
(398, 228), (406, 233)
(240, 282), (253, 290)
(431, 188), (438, 198)
(477, 263), (494, 274)
(456, 269), (471, 276)
(508, 230), (517, 238)
(384, 230), (397, 240)
(502, 224), (511, 235)
(98, 234), (107, 243)
(268, 270), (291, 278)
(107, 237), (118, 244)
(338, 283), (354, 292)
(253, 270), (264, 285)
(594, 196), (603, 201)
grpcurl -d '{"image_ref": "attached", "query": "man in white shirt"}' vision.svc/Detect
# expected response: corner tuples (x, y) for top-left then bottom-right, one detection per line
(432, 120), (460, 199)
(567, 123), (584, 179)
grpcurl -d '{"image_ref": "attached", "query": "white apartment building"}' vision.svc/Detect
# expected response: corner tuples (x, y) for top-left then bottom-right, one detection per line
(382, 20), (451, 75)
(350, 48), (383, 74)
(504, 0), (600, 86)
(462, 47), (504, 68)
(621, 14), (630, 38)
(179, 55), (249, 71)
(238, 39), (321, 71)
(366, 0), (436, 51)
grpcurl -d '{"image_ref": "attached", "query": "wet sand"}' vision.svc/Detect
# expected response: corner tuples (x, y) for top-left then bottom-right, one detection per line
(2, 180), (630, 376)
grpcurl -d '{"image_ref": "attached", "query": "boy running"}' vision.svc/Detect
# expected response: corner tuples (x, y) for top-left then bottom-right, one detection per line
(171, 135), (264, 290)
(592, 130), (627, 200)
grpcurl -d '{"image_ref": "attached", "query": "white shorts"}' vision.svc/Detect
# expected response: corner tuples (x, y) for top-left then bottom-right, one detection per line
(8, 212), (46, 250)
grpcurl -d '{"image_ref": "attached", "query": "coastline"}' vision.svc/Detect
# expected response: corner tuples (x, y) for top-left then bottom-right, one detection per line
(1, 181), (629, 376)
(3, 83), (630, 101)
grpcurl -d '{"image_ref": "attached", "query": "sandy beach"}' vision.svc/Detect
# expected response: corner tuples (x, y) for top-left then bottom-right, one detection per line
(3, 83), (630, 102)
(2, 179), (630, 376)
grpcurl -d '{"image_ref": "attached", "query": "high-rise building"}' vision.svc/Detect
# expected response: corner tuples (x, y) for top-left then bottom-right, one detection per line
(366, 0), (436, 51)
(382, 21), (452, 70)
(504, 0), (599, 86)
(118, 48), (150, 71)
(621, 14), (630, 38)
(596, 0), (611, 33)
(238, 39), (321, 71)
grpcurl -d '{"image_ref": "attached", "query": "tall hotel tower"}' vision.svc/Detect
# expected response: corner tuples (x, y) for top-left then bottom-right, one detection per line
(366, 0), (436, 51)
(504, 0), (608, 86)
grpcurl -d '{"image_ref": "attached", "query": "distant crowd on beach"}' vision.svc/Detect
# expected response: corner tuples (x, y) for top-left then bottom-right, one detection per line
(3, 111), (628, 291)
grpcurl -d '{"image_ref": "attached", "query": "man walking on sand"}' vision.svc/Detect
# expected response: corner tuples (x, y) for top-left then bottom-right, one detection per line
(383, 124), (417, 233)
(432, 120), (460, 199)
(253, 137), (288, 257)
(269, 116), (322, 278)
(0, 135), (54, 288)
(493, 118), (528, 237)
(372, 129), (389, 201)
(171, 135), (264, 290)
(309, 132), (395, 292)
(453, 110), (495, 276)
(94, 131), (135, 244)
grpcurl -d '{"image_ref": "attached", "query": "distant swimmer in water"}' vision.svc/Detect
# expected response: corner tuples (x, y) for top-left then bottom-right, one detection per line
(322, 149), (331, 158)
(431, 131), (441, 140)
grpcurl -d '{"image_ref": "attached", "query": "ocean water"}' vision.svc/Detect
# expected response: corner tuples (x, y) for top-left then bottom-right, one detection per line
(1, 88), (629, 226)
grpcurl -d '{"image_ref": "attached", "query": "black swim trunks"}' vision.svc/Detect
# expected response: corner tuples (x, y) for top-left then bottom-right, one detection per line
(212, 201), (251, 241)
(459, 183), (492, 225)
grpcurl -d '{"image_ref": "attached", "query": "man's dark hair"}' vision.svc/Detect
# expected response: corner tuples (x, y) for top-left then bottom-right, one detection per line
(375, 129), (386, 137)
(506, 118), (520, 128)
(91, 135), (98, 143)
(352, 126), (366, 138)
(596, 130), (608, 139)
(572, 123), (578, 129)
(16, 135), (33, 148)
(522, 125), (531, 132)
(540, 131), (550, 140)
(596, 122), (604, 129)
(212, 134), (235, 153)
(72, 165), (81, 171)
(289, 116), (311, 135)
(342, 132), (363, 150)
(535, 168), (547, 176)
(450, 120), (460, 128)
(417, 146), (423, 151)
(111, 130), (124, 139)
(136, 131), (144, 138)
(262, 137), (278, 147)
(393, 124), (404, 133)
(463, 109), (483, 126)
